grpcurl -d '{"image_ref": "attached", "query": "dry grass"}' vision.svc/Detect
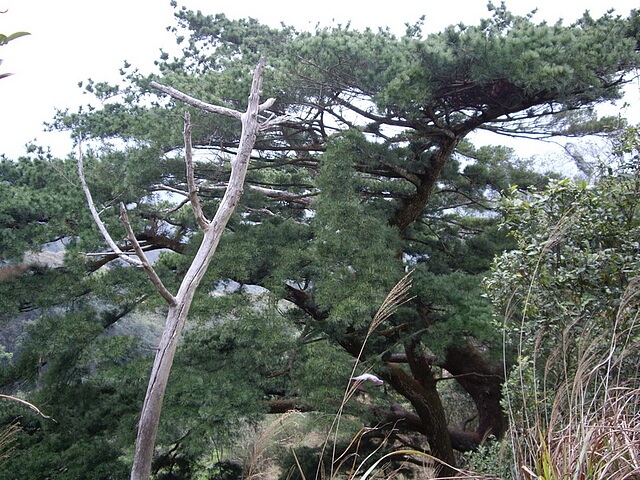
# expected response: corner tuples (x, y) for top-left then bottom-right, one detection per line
(510, 330), (640, 480)
(242, 272), (421, 480)
(0, 421), (20, 464)
(244, 411), (307, 480)
(503, 258), (640, 479)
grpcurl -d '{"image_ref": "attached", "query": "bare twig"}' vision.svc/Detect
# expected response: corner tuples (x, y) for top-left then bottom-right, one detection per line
(149, 82), (277, 120)
(149, 81), (243, 120)
(77, 141), (176, 305)
(119, 204), (176, 305)
(183, 112), (209, 230)
(259, 113), (295, 131)
(0, 394), (57, 423)
(149, 184), (189, 197)
(76, 142), (143, 268)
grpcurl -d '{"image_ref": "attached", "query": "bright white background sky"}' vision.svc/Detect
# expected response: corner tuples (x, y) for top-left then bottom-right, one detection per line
(0, 0), (638, 161)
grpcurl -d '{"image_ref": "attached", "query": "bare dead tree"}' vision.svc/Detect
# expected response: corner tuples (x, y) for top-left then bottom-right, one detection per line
(77, 57), (290, 480)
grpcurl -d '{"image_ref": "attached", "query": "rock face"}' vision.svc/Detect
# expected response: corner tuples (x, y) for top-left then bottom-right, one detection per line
(1, 249), (65, 282)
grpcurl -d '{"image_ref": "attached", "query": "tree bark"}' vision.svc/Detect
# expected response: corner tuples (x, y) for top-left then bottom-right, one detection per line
(128, 58), (272, 480)
(382, 363), (457, 477)
(390, 132), (459, 231)
(375, 402), (483, 452)
(442, 340), (507, 441)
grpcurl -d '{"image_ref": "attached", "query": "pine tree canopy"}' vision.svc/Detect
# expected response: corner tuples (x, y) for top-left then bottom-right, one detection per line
(2, 4), (639, 477)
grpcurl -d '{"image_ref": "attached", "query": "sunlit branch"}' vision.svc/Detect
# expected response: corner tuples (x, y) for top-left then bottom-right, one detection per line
(0, 394), (57, 423)
(149, 82), (276, 120)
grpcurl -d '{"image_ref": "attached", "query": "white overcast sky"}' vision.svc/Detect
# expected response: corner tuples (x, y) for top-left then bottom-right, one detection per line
(0, 0), (638, 160)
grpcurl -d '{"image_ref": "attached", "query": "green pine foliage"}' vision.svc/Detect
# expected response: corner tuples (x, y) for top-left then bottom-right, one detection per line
(312, 131), (404, 332)
(2, 4), (640, 477)
(485, 131), (640, 479)
(0, 309), (146, 480)
(0, 153), (88, 260)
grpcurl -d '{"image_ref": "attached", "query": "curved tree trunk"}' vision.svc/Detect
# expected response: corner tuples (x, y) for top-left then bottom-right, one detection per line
(442, 340), (507, 441)
(382, 361), (457, 477)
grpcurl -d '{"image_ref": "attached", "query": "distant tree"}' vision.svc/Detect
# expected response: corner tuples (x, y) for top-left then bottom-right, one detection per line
(0, 309), (144, 479)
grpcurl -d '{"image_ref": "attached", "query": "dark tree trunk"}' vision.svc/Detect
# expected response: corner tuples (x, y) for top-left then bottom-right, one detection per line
(442, 340), (507, 441)
(390, 135), (460, 231)
(375, 402), (484, 453)
(382, 360), (457, 477)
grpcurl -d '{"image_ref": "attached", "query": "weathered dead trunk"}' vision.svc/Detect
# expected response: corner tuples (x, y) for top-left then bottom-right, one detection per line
(79, 57), (288, 480)
(129, 58), (277, 480)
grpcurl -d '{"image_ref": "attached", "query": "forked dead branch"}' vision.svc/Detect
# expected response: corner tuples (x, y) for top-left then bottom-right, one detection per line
(77, 57), (290, 480)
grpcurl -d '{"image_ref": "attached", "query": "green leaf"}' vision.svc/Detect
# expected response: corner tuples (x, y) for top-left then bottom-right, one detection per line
(0, 31), (30, 46)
